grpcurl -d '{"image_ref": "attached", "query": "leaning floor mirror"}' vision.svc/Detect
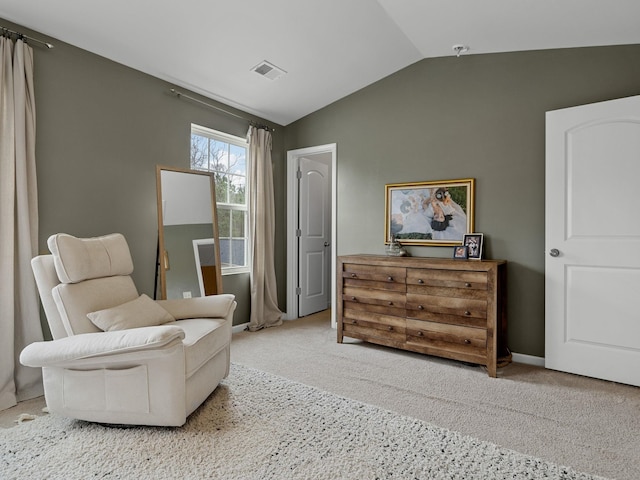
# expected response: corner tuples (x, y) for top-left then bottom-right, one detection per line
(156, 166), (223, 299)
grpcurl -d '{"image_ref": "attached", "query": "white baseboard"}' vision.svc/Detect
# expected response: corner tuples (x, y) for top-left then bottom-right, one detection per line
(511, 352), (545, 367)
(232, 323), (249, 334)
(232, 314), (295, 334)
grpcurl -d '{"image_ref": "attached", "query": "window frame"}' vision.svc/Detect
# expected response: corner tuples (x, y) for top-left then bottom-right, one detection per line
(190, 124), (250, 275)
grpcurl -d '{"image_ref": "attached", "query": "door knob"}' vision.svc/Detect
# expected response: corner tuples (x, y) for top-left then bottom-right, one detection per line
(549, 248), (560, 257)
(324, 242), (331, 247)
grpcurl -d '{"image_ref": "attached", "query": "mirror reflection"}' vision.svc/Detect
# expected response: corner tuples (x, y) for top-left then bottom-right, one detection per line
(156, 166), (223, 299)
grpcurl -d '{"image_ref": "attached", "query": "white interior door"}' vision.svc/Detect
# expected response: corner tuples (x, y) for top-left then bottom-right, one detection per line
(298, 156), (331, 317)
(545, 95), (640, 387)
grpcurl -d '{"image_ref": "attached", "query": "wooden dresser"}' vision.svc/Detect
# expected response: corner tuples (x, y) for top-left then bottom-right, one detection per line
(337, 255), (509, 377)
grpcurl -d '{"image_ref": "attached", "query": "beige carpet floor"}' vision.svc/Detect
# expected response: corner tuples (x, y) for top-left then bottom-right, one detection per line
(3, 310), (639, 479)
(2, 363), (610, 480)
(230, 311), (640, 480)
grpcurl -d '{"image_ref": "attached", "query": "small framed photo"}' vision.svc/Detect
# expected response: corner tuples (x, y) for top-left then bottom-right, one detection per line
(463, 233), (483, 260)
(453, 245), (468, 259)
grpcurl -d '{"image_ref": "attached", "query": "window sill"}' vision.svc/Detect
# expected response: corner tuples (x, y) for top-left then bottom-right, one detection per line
(222, 268), (250, 276)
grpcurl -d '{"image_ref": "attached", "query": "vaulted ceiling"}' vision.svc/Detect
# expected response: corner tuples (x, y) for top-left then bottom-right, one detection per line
(2, 0), (639, 125)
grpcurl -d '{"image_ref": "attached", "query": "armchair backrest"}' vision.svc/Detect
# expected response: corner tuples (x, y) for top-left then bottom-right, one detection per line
(31, 255), (66, 339)
(32, 233), (139, 337)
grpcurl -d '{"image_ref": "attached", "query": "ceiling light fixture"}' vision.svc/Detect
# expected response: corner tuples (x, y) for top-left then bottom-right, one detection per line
(452, 45), (469, 57)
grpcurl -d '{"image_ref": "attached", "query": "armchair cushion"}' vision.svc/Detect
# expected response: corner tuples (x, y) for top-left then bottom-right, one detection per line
(88, 294), (175, 332)
(53, 275), (139, 335)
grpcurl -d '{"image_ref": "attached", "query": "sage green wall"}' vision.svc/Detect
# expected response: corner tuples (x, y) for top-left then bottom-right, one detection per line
(2, 18), (284, 326)
(285, 45), (640, 357)
(9, 14), (640, 353)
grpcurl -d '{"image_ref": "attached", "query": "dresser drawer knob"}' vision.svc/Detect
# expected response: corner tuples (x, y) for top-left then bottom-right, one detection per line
(418, 305), (424, 310)
(351, 296), (357, 301)
(464, 310), (471, 316)
(351, 273), (357, 278)
(464, 339), (471, 345)
(388, 326), (394, 331)
(388, 301), (393, 306)
(417, 331), (424, 337)
(418, 279), (424, 284)
(465, 282), (472, 287)
(387, 276), (393, 282)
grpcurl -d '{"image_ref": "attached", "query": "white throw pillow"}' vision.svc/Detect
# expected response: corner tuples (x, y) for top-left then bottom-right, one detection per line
(87, 294), (175, 332)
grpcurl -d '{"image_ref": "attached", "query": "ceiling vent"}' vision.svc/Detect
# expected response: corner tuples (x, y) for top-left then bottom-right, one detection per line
(251, 60), (287, 81)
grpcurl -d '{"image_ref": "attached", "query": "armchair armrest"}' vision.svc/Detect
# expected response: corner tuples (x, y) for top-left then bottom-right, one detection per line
(156, 294), (235, 320)
(20, 325), (185, 368)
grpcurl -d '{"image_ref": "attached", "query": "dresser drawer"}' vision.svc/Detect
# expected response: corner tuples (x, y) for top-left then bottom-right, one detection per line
(344, 301), (406, 318)
(343, 286), (406, 309)
(407, 283), (489, 301)
(342, 264), (406, 292)
(406, 293), (487, 320)
(406, 319), (487, 359)
(407, 268), (487, 290)
(342, 310), (406, 342)
(404, 310), (487, 329)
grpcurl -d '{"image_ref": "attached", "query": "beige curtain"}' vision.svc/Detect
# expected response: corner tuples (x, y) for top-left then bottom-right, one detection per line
(247, 126), (283, 331)
(0, 37), (43, 411)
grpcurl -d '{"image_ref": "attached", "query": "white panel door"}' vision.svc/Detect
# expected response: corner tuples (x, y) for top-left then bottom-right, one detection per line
(545, 95), (640, 386)
(298, 157), (331, 317)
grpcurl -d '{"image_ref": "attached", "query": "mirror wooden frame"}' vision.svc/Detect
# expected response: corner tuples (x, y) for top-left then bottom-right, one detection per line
(156, 165), (223, 299)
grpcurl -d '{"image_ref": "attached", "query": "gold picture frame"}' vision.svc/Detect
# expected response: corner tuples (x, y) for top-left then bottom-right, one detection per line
(384, 178), (475, 246)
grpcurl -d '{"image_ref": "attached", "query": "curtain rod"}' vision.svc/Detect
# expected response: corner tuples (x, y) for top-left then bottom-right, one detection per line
(169, 88), (274, 131)
(1, 25), (54, 49)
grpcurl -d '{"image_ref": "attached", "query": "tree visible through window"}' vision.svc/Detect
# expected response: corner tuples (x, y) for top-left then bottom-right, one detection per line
(191, 125), (249, 274)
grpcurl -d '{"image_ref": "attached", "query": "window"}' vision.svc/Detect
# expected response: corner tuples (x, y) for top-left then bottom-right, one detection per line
(191, 124), (249, 274)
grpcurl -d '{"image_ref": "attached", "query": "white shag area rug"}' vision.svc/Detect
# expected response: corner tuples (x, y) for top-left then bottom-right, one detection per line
(1, 364), (606, 480)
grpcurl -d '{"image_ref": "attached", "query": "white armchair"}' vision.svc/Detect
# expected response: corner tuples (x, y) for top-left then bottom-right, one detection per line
(20, 233), (235, 426)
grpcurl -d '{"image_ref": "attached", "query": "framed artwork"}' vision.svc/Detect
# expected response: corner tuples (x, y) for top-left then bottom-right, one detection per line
(463, 233), (484, 260)
(384, 178), (475, 246)
(453, 245), (469, 259)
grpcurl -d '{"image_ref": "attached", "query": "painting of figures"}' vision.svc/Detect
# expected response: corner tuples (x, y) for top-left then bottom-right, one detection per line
(385, 179), (475, 246)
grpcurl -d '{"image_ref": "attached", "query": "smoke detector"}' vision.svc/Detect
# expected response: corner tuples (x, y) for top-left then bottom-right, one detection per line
(251, 60), (287, 80)
(452, 45), (470, 57)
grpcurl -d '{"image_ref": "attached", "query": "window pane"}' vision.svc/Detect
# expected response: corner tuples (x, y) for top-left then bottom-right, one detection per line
(217, 208), (231, 238)
(231, 239), (245, 267)
(229, 144), (246, 175)
(231, 210), (245, 237)
(191, 134), (209, 170)
(229, 174), (246, 204)
(219, 239), (231, 267)
(210, 139), (228, 172)
(215, 173), (228, 203)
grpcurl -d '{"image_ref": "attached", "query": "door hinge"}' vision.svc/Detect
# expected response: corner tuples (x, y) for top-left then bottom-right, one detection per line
(296, 169), (302, 179)
(296, 229), (302, 237)
(296, 287), (302, 295)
